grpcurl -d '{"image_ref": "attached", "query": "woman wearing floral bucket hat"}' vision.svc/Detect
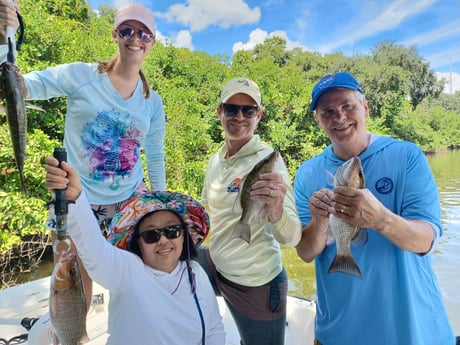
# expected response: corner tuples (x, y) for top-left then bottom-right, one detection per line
(44, 156), (225, 345)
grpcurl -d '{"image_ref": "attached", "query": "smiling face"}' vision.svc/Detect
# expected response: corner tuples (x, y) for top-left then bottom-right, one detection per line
(314, 88), (370, 158)
(217, 93), (262, 153)
(137, 210), (184, 273)
(113, 20), (155, 64)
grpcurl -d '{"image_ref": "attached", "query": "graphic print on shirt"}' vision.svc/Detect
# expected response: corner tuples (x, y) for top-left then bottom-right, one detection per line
(80, 109), (141, 190)
(227, 178), (241, 193)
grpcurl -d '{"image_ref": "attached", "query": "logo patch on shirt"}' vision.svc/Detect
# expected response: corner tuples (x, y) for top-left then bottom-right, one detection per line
(227, 178), (242, 193)
(375, 177), (393, 194)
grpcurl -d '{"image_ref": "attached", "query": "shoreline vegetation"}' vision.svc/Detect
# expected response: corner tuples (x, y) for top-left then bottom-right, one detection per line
(1, 0), (460, 289)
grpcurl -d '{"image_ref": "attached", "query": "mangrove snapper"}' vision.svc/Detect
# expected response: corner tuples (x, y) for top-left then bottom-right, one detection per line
(49, 251), (88, 345)
(231, 151), (280, 243)
(327, 156), (367, 278)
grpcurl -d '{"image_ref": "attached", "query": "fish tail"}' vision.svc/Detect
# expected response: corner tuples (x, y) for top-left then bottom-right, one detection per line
(328, 254), (362, 278)
(231, 222), (251, 243)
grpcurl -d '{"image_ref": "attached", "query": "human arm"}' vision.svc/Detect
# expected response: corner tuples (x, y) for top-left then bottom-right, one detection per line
(295, 188), (333, 262)
(144, 94), (166, 190)
(45, 156), (143, 288)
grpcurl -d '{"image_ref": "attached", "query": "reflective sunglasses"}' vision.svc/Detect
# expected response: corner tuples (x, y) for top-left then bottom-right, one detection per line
(221, 103), (259, 118)
(116, 27), (155, 43)
(138, 224), (183, 244)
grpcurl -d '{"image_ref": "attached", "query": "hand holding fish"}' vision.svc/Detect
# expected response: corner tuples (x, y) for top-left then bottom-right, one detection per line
(45, 156), (82, 201)
(330, 186), (387, 230)
(250, 171), (287, 223)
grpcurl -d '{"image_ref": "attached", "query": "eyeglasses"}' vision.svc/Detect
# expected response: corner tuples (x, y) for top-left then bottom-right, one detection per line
(116, 27), (155, 43)
(221, 103), (259, 118)
(138, 224), (183, 244)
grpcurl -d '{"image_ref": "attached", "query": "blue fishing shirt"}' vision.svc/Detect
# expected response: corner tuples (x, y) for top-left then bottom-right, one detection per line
(294, 135), (455, 345)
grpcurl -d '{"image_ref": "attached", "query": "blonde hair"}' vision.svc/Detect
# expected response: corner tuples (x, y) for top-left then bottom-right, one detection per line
(97, 56), (151, 99)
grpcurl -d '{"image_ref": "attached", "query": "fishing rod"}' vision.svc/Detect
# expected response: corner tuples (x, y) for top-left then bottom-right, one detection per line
(50, 147), (74, 254)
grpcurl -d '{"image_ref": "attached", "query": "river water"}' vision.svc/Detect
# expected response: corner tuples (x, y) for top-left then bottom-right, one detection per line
(15, 150), (460, 335)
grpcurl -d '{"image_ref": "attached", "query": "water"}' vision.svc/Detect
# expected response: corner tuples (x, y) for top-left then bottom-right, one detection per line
(15, 150), (460, 335)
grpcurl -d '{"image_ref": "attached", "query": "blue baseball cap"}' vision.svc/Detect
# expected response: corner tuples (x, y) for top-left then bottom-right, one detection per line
(310, 72), (364, 111)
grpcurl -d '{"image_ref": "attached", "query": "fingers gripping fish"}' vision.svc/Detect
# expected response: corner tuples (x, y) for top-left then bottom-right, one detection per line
(231, 151), (280, 243)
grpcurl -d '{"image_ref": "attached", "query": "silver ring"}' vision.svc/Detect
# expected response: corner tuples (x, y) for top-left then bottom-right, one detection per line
(269, 189), (274, 197)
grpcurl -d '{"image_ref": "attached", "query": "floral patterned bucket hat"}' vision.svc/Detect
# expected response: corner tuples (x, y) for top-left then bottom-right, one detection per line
(107, 191), (209, 250)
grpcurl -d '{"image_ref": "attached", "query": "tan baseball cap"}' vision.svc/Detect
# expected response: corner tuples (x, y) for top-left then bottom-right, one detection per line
(114, 3), (156, 36)
(220, 77), (261, 107)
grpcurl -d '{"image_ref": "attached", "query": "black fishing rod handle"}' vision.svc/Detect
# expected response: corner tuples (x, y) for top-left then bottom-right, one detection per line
(53, 147), (68, 217)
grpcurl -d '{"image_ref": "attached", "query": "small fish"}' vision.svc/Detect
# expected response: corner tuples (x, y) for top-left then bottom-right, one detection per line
(327, 156), (367, 278)
(231, 151), (280, 243)
(49, 251), (89, 345)
(0, 61), (27, 194)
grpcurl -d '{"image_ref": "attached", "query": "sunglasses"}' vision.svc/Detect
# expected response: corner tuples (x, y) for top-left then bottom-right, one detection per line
(221, 103), (259, 118)
(138, 224), (183, 244)
(116, 27), (155, 43)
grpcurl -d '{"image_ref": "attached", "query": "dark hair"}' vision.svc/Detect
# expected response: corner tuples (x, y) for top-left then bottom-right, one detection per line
(127, 210), (197, 261)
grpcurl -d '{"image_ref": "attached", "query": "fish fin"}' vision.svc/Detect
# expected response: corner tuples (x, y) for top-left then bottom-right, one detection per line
(325, 226), (335, 245)
(232, 190), (242, 213)
(328, 254), (362, 278)
(351, 229), (368, 247)
(51, 329), (59, 345)
(231, 222), (251, 243)
(232, 176), (248, 213)
(325, 170), (335, 186)
(80, 331), (90, 343)
(25, 102), (45, 112)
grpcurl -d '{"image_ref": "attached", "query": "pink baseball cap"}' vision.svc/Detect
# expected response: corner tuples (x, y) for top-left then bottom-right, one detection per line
(114, 3), (156, 35)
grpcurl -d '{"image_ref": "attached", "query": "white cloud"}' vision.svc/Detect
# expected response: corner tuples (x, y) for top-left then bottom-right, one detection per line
(437, 72), (460, 95)
(401, 20), (460, 47)
(161, 0), (261, 32)
(232, 28), (306, 54)
(155, 30), (194, 51)
(316, 0), (437, 53)
(426, 45), (460, 70)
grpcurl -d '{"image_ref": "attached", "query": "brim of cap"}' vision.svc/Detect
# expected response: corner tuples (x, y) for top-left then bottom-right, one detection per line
(310, 85), (363, 111)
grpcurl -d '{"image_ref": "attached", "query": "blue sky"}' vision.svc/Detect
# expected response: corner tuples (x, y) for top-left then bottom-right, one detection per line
(88, 0), (460, 94)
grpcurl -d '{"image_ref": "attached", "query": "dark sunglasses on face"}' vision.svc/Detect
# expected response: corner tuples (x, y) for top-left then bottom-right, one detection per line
(116, 27), (155, 43)
(221, 103), (259, 118)
(138, 224), (183, 244)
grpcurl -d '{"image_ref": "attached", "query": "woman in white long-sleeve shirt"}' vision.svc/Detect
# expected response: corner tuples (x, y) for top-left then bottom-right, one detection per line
(44, 156), (225, 345)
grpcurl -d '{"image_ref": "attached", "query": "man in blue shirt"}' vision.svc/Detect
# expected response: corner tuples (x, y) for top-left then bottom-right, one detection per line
(294, 72), (455, 345)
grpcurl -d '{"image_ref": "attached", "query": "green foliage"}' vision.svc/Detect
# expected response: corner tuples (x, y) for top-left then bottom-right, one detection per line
(0, 125), (59, 253)
(1, 0), (459, 257)
(371, 41), (444, 109)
